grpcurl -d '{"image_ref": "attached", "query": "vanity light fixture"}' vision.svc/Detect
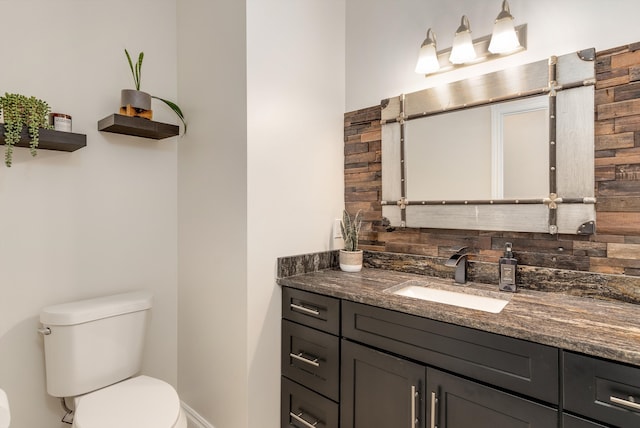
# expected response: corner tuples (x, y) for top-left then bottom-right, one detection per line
(415, 1), (526, 76)
(415, 28), (440, 74)
(449, 15), (476, 64)
(488, 0), (521, 54)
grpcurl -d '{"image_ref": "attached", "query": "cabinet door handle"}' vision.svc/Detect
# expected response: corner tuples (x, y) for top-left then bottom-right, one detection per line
(411, 385), (418, 427)
(289, 352), (320, 367)
(610, 395), (640, 411)
(290, 303), (320, 316)
(430, 391), (438, 428)
(290, 411), (320, 428)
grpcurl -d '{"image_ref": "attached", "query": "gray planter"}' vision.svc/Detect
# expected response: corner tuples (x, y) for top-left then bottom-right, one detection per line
(121, 89), (151, 111)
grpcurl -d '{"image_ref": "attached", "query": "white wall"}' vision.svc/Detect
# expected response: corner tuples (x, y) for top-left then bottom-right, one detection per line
(177, 0), (345, 427)
(346, 0), (640, 111)
(0, 1), (179, 427)
(246, 1), (345, 427)
(177, 0), (249, 427)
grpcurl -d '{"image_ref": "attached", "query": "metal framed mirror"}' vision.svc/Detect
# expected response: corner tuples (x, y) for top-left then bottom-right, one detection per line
(381, 49), (596, 234)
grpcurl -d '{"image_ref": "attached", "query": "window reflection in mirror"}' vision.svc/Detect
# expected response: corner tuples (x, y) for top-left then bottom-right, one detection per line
(404, 95), (549, 201)
(493, 96), (549, 199)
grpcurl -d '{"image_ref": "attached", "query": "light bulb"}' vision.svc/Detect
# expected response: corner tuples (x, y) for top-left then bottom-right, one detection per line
(449, 15), (476, 64)
(415, 29), (440, 74)
(489, 0), (521, 54)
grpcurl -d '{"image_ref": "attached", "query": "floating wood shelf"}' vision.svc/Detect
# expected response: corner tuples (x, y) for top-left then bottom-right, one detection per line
(98, 114), (179, 140)
(0, 125), (86, 152)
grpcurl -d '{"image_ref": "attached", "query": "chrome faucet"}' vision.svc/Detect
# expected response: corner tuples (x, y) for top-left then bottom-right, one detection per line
(445, 246), (468, 285)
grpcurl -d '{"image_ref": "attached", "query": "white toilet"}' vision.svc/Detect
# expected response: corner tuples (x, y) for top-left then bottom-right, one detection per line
(39, 291), (187, 428)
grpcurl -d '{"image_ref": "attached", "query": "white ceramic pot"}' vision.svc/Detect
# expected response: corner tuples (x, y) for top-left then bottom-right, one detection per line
(339, 250), (363, 272)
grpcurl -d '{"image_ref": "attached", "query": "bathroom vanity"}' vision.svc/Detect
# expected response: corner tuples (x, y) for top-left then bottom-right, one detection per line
(279, 267), (640, 428)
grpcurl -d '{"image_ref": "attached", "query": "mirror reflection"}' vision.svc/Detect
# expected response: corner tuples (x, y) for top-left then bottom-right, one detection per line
(405, 95), (549, 201)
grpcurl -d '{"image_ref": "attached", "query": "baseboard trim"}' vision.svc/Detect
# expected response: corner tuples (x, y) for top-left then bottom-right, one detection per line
(181, 401), (215, 428)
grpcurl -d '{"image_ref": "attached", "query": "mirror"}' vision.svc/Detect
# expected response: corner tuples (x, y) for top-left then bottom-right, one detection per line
(405, 95), (549, 201)
(381, 50), (596, 234)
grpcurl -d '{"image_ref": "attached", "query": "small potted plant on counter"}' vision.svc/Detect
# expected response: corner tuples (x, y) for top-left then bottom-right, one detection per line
(340, 209), (363, 272)
(0, 92), (51, 167)
(122, 49), (187, 132)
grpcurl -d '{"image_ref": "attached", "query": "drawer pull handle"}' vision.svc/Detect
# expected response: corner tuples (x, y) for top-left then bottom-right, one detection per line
(430, 391), (438, 428)
(290, 411), (320, 428)
(289, 352), (320, 367)
(411, 385), (418, 427)
(610, 395), (640, 411)
(290, 303), (320, 316)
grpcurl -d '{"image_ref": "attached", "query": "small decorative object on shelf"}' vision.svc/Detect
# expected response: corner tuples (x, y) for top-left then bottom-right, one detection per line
(340, 209), (364, 272)
(0, 93), (52, 167)
(49, 113), (72, 132)
(121, 49), (187, 133)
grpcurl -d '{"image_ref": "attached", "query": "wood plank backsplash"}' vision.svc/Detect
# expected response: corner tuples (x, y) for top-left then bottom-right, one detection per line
(345, 43), (640, 277)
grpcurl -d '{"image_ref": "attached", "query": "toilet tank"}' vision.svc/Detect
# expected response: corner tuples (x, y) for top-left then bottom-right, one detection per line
(39, 291), (153, 398)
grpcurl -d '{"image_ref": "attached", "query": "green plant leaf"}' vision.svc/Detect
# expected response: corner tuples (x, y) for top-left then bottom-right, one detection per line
(341, 209), (362, 251)
(152, 96), (187, 133)
(0, 92), (50, 167)
(125, 49), (143, 90)
(125, 49), (136, 89)
(136, 52), (144, 91)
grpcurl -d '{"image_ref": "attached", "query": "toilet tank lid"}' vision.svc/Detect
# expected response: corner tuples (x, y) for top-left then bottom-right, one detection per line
(40, 291), (153, 326)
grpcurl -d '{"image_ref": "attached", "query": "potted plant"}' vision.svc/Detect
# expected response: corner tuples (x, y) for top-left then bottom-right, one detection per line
(123, 49), (187, 132)
(340, 209), (363, 272)
(0, 93), (51, 167)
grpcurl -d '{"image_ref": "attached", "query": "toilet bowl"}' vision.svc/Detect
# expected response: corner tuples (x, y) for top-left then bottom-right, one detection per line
(72, 376), (187, 428)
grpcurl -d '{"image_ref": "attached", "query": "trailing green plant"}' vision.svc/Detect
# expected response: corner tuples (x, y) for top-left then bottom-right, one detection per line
(125, 49), (187, 133)
(341, 209), (363, 252)
(0, 93), (51, 167)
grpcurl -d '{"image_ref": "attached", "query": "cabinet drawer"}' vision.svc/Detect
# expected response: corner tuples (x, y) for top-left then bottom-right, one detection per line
(564, 351), (640, 427)
(281, 377), (339, 428)
(342, 301), (558, 404)
(282, 320), (340, 401)
(283, 287), (340, 335)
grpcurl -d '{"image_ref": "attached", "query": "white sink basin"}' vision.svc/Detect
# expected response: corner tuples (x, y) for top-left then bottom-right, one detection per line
(388, 281), (510, 314)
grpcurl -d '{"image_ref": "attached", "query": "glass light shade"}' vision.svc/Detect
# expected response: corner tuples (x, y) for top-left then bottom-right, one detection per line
(489, 19), (520, 53)
(449, 16), (476, 64)
(489, 0), (521, 54)
(415, 43), (440, 74)
(415, 29), (440, 74)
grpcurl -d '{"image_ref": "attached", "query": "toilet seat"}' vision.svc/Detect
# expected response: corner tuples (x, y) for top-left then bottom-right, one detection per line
(73, 376), (185, 428)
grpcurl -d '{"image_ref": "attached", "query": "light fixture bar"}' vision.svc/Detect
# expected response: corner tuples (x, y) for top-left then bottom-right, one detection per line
(422, 23), (527, 76)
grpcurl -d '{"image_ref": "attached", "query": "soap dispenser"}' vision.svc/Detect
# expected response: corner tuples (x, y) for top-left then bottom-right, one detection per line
(498, 242), (517, 292)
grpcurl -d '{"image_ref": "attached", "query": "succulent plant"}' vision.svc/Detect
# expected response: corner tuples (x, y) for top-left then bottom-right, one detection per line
(341, 209), (363, 252)
(125, 49), (187, 133)
(0, 93), (51, 167)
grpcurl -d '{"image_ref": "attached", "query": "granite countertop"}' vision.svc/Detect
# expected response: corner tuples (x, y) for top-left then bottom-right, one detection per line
(277, 267), (640, 367)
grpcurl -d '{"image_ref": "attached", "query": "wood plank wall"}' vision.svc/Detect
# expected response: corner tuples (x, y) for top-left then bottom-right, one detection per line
(344, 43), (640, 276)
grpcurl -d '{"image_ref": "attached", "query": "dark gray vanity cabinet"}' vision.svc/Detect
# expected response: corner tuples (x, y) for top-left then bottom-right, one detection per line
(564, 351), (640, 427)
(340, 339), (556, 428)
(426, 368), (557, 428)
(341, 301), (558, 428)
(341, 301), (559, 404)
(341, 340), (426, 428)
(281, 288), (341, 428)
(280, 286), (640, 428)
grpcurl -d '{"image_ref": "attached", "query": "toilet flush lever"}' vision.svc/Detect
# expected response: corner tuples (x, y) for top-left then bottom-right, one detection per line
(38, 327), (51, 336)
